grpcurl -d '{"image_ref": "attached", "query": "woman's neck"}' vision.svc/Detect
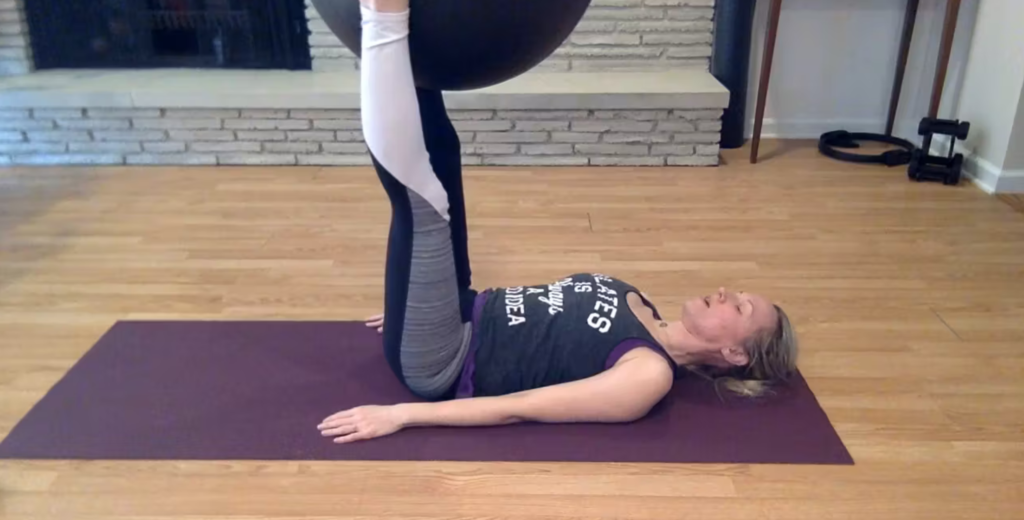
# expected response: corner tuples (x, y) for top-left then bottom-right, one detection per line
(657, 321), (717, 367)
(661, 332), (699, 366)
(625, 292), (710, 366)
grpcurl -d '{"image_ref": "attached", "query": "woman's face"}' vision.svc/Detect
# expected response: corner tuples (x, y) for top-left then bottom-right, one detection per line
(681, 287), (777, 350)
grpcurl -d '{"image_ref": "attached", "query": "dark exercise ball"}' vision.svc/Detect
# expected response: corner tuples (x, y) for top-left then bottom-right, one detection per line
(310, 0), (592, 91)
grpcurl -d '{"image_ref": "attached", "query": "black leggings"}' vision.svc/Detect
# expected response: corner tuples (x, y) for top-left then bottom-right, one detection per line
(371, 88), (476, 400)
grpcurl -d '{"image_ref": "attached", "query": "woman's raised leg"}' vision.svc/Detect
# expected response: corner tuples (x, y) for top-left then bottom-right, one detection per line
(360, 0), (472, 400)
(415, 88), (476, 321)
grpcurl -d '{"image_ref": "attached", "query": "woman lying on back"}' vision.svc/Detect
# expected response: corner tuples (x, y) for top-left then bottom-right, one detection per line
(316, 0), (798, 444)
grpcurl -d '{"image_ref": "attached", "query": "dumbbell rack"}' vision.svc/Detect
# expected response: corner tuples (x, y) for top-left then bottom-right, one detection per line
(908, 118), (971, 186)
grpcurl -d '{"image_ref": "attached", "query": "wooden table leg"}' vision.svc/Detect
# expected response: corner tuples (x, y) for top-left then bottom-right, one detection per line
(750, 0), (782, 164)
(929, 0), (962, 118)
(886, 0), (919, 136)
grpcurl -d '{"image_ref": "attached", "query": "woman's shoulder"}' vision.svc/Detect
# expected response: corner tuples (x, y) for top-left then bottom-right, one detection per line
(609, 343), (675, 378)
(608, 347), (675, 395)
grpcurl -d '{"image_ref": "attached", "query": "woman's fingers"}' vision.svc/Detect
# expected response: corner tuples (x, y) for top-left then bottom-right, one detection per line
(320, 424), (358, 437)
(320, 409), (356, 425)
(320, 412), (352, 424)
(318, 414), (357, 434)
(365, 313), (385, 334)
(334, 430), (373, 444)
(318, 418), (350, 430)
(365, 313), (385, 335)
(318, 406), (396, 444)
(319, 418), (352, 429)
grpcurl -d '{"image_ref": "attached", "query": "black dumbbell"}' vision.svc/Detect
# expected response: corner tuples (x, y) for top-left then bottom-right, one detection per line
(945, 154), (963, 186)
(918, 117), (970, 139)
(907, 149), (922, 181)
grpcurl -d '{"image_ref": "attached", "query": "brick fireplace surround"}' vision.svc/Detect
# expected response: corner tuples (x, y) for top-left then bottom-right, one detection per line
(0, 0), (727, 167)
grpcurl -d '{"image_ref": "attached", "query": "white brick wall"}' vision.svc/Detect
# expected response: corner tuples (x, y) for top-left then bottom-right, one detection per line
(0, 107), (721, 166)
(305, 0), (715, 73)
(0, 0), (31, 76)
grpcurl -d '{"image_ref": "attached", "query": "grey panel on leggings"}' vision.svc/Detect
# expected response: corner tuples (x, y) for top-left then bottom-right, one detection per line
(400, 189), (473, 398)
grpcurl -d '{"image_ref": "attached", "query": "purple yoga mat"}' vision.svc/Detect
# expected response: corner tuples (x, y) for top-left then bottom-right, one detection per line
(0, 321), (852, 464)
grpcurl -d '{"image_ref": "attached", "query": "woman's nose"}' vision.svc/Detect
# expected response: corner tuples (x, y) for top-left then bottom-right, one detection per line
(717, 287), (726, 302)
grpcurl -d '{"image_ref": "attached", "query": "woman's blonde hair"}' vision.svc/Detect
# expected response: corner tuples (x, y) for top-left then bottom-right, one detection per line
(689, 304), (799, 398)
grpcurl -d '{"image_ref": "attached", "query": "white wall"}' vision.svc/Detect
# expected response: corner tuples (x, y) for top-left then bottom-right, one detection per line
(1000, 80), (1024, 172)
(744, 0), (979, 140)
(946, 0), (1024, 192)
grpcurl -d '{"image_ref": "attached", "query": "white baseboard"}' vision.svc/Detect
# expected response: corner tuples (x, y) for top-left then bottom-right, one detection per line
(961, 148), (1000, 194)
(930, 136), (1024, 194)
(748, 118), (928, 140)
(748, 118), (887, 139)
(995, 169), (1024, 193)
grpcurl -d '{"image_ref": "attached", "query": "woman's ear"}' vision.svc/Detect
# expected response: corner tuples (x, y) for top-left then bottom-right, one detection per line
(721, 345), (750, 367)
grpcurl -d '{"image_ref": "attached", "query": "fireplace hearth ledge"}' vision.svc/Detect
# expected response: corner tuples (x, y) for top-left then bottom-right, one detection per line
(0, 68), (728, 167)
(0, 68), (727, 110)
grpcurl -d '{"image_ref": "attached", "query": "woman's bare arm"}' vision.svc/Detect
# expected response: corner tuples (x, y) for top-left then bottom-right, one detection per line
(318, 349), (674, 443)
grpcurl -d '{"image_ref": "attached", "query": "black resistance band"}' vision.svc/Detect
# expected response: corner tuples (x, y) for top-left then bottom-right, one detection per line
(818, 130), (917, 167)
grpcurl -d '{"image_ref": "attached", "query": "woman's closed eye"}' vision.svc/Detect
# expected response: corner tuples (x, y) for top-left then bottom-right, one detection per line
(738, 299), (752, 316)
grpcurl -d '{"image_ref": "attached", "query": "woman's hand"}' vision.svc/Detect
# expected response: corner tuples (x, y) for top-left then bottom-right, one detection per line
(318, 405), (405, 444)
(365, 313), (384, 333)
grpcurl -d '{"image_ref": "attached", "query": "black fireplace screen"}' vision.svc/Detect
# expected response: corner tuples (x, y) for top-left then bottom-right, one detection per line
(24, 0), (311, 70)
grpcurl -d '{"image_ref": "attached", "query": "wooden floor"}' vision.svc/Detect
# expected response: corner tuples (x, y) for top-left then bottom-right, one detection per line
(2, 142), (1023, 519)
(1000, 194), (1024, 215)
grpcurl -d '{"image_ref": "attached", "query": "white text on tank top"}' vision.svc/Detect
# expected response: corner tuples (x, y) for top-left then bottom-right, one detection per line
(503, 273), (621, 333)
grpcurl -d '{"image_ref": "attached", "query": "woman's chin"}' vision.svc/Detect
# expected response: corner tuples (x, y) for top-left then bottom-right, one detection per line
(682, 299), (704, 317)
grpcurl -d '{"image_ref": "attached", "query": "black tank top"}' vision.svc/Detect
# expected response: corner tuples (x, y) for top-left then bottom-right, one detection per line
(468, 273), (676, 397)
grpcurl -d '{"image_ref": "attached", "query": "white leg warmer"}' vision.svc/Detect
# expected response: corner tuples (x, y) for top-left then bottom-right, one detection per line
(360, 7), (451, 221)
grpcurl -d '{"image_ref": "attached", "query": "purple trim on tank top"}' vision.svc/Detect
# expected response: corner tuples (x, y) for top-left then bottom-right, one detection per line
(605, 338), (676, 371)
(454, 289), (490, 399)
(634, 291), (662, 321)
